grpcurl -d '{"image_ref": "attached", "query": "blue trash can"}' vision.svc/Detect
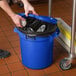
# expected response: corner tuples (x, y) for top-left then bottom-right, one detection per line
(14, 13), (59, 69)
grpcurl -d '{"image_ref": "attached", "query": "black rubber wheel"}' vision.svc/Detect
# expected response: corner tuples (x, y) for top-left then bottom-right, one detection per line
(0, 49), (11, 59)
(59, 58), (72, 70)
(18, 2), (24, 7)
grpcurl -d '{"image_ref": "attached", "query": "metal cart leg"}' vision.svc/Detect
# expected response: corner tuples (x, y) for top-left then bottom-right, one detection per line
(70, 0), (76, 58)
(59, 0), (76, 70)
(48, 0), (52, 16)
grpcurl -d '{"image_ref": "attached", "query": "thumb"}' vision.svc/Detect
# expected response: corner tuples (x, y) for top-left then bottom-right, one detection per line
(25, 11), (29, 16)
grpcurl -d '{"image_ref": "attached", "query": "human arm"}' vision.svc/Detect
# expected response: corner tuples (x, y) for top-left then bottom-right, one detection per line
(0, 0), (37, 27)
(21, 0), (37, 16)
(0, 0), (25, 27)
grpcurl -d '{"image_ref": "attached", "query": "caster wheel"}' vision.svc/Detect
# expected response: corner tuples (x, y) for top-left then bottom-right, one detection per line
(59, 58), (72, 70)
(18, 2), (24, 7)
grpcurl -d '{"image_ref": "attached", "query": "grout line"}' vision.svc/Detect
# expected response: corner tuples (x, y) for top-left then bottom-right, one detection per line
(0, 63), (11, 75)
(10, 68), (24, 73)
(55, 63), (62, 72)
(0, 69), (25, 76)
(0, 73), (11, 76)
(55, 64), (64, 76)
(0, 61), (20, 66)
(0, 10), (15, 28)
(1, 56), (12, 75)
(43, 70), (48, 76)
(24, 68), (29, 76)
(47, 71), (64, 76)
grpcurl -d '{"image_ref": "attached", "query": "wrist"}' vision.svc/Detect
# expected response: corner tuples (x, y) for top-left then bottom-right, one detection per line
(9, 13), (16, 19)
(21, 0), (28, 3)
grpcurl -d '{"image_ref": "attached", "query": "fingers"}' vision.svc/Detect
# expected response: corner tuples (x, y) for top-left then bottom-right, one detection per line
(25, 11), (28, 16)
(18, 15), (25, 20)
(15, 15), (25, 27)
(16, 20), (22, 28)
(25, 10), (38, 16)
(16, 22), (22, 28)
(32, 10), (38, 15)
(17, 25), (22, 28)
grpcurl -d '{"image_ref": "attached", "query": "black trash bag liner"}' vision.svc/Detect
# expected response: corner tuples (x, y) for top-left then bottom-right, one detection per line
(17, 17), (58, 37)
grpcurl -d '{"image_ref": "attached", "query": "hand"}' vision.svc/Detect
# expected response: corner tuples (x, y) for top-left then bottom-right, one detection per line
(11, 14), (25, 27)
(23, 1), (38, 16)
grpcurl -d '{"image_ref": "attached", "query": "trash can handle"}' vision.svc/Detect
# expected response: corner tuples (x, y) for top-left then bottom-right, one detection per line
(51, 28), (60, 38)
(26, 35), (36, 40)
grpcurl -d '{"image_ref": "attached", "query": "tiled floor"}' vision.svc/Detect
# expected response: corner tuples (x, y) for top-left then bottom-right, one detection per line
(0, 0), (76, 76)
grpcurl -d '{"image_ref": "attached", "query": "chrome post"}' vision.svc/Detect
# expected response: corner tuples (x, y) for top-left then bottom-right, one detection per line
(48, 0), (52, 16)
(70, 0), (76, 58)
